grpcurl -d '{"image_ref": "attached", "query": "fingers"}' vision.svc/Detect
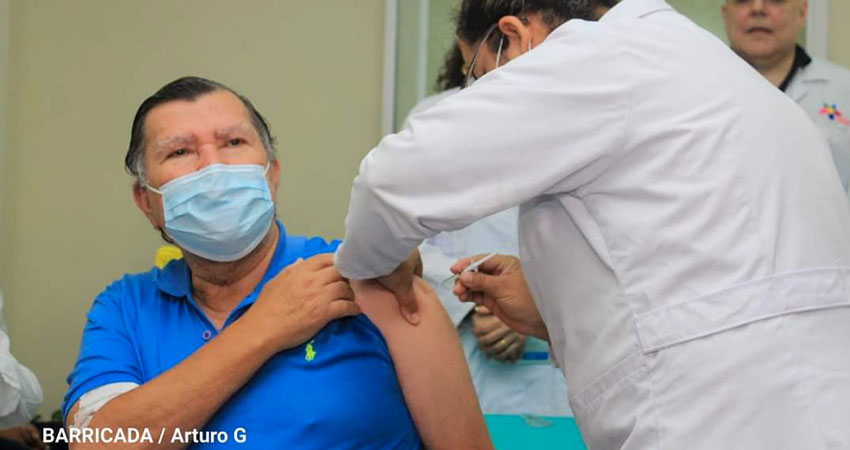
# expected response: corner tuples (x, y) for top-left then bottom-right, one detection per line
(24, 425), (45, 450)
(458, 271), (501, 298)
(303, 253), (335, 269)
(450, 254), (483, 274)
(495, 339), (525, 362)
(408, 248), (423, 277)
(475, 254), (519, 275)
(474, 305), (492, 315)
(315, 264), (346, 285)
(326, 280), (355, 301)
(451, 253), (518, 275)
(453, 279), (469, 298)
(472, 313), (503, 336)
(396, 284), (420, 325)
(326, 299), (362, 320)
(479, 324), (513, 346)
(482, 332), (520, 356)
(466, 291), (496, 311)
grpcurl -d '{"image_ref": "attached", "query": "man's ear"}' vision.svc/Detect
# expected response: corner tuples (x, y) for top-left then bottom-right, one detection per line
(268, 158), (281, 193)
(798, 0), (808, 22)
(133, 180), (160, 228)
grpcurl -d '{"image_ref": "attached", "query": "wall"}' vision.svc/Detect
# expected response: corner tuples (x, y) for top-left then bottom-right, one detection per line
(0, 0), (384, 417)
(829, 0), (850, 68)
(0, 0), (8, 286)
(667, 0), (730, 42)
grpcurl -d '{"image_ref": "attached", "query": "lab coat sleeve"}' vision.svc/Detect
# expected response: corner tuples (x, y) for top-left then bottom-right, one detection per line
(335, 23), (630, 279)
(0, 291), (44, 427)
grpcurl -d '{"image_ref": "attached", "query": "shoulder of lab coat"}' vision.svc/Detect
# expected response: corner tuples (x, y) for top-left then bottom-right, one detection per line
(335, 19), (633, 280)
(402, 88), (461, 130)
(0, 289), (44, 426)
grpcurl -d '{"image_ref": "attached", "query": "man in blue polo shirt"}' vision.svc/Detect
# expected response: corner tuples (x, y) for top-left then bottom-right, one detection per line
(61, 77), (491, 449)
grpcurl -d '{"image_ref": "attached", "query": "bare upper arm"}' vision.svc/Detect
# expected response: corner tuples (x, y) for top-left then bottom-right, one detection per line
(65, 400), (80, 428)
(352, 277), (492, 450)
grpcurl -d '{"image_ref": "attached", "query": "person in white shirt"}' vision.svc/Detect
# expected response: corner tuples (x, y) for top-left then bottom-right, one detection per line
(0, 288), (44, 449)
(723, 0), (850, 192)
(335, 0), (850, 448)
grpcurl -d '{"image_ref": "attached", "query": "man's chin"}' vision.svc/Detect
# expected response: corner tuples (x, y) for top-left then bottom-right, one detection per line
(736, 42), (782, 62)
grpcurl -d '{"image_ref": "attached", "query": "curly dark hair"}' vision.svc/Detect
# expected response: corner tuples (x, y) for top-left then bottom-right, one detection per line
(436, 44), (467, 91)
(455, 0), (618, 51)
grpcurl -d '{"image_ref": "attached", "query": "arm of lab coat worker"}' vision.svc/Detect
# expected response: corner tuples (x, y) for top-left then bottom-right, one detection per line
(335, 25), (629, 280)
(353, 277), (493, 450)
(0, 328), (43, 427)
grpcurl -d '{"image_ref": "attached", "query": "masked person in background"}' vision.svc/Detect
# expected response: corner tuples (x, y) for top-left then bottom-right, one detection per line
(409, 43), (573, 418)
(723, 0), (850, 193)
(63, 77), (491, 450)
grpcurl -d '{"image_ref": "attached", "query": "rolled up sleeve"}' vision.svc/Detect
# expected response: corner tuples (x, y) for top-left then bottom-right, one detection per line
(63, 281), (143, 422)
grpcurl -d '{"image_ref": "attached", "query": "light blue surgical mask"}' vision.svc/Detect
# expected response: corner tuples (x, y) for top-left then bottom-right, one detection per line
(146, 163), (275, 262)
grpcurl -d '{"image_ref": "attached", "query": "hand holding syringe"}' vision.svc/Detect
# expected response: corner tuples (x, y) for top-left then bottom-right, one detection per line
(440, 252), (498, 288)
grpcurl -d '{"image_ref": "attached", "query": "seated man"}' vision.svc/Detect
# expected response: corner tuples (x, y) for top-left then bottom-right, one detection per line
(63, 77), (491, 449)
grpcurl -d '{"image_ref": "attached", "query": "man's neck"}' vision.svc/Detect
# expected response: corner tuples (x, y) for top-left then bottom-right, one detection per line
(185, 223), (280, 328)
(747, 46), (797, 88)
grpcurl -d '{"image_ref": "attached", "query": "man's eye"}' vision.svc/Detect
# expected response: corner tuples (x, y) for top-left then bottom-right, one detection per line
(228, 138), (244, 146)
(167, 149), (188, 158)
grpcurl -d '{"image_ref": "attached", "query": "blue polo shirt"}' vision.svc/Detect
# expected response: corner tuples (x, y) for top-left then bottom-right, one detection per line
(63, 221), (422, 449)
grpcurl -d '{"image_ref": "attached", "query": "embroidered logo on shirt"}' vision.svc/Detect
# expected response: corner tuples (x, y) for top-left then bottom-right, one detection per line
(820, 103), (850, 126)
(305, 340), (317, 361)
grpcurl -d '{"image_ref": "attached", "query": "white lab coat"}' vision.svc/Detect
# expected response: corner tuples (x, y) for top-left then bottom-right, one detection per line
(336, 0), (850, 448)
(786, 57), (850, 192)
(0, 289), (43, 427)
(410, 91), (573, 417)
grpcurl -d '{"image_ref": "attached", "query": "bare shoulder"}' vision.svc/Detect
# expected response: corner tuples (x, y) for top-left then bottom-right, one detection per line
(351, 278), (448, 337)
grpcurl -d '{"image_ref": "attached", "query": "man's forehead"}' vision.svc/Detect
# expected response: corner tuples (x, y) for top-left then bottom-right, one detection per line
(144, 90), (256, 142)
(726, 0), (803, 7)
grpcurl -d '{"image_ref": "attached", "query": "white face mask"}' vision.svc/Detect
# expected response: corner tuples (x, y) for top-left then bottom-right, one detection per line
(146, 163), (274, 262)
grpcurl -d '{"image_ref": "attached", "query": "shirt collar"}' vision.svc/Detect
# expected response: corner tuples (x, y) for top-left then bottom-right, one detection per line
(796, 55), (830, 84)
(600, 0), (673, 22)
(153, 219), (288, 302)
(779, 44), (813, 92)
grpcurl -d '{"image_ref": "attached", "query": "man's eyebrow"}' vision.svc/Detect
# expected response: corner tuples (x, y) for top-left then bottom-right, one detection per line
(155, 134), (195, 152)
(216, 124), (256, 139)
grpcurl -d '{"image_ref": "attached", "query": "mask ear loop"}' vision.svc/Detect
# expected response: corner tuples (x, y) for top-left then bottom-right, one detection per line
(495, 35), (505, 68)
(144, 181), (163, 195)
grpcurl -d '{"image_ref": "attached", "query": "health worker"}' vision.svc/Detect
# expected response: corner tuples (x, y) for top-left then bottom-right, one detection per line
(334, 0), (850, 448)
